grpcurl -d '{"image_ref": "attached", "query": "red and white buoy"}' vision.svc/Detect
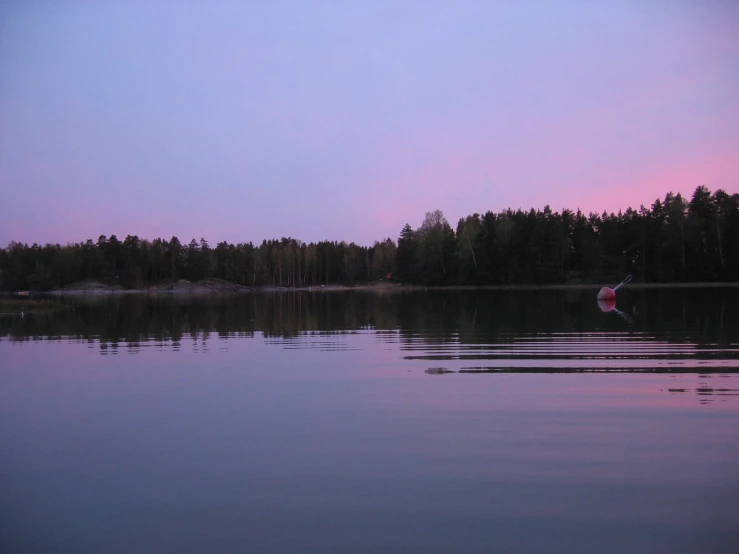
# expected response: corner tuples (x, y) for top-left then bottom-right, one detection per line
(597, 275), (632, 302)
(597, 297), (616, 313)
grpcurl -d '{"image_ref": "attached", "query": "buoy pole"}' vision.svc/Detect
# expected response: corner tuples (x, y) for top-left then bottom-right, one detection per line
(613, 274), (633, 292)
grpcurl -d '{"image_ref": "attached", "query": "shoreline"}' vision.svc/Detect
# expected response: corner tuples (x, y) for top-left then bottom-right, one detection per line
(29, 279), (739, 296)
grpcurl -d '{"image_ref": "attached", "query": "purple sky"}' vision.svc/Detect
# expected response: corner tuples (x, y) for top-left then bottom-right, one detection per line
(1, 1), (737, 247)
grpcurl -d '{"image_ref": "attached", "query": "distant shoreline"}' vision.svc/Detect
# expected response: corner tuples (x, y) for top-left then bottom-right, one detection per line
(24, 279), (739, 296)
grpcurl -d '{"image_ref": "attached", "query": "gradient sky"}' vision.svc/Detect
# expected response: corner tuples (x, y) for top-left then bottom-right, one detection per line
(1, 1), (737, 246)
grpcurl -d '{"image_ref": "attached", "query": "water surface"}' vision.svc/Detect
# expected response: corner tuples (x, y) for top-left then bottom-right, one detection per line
(1, 288), (738, 553)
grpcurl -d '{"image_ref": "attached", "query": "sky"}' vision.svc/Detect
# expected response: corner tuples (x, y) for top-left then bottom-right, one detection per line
(1, 0), (737, 247)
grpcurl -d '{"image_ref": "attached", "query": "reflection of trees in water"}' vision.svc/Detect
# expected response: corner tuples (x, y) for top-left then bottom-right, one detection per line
(396, 289), (738, 350)
(0, 289), (737, 356)
(666, 381), (739, 404)
(0, 292), (401, 348)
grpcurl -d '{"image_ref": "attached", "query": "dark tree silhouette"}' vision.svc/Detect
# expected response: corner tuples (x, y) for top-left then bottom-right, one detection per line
(1, 187), (737, 291)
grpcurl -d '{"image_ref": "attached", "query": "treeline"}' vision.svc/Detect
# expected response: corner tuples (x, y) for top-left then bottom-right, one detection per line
(0, 236), (396, 291)
(0, 186), (737, 291)
(397, 186), (739, 285)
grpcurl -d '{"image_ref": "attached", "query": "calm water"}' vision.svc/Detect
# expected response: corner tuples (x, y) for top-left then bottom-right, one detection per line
(1, 288), (738, 553)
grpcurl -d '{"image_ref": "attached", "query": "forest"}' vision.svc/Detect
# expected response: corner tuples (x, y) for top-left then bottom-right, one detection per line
(0, 186), (737, 291)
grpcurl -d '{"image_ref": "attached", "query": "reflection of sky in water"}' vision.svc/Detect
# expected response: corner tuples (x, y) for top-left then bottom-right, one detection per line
(2, 336), (738, 553)
(1, 291), (739, 552)
(8, 325), (738, 371)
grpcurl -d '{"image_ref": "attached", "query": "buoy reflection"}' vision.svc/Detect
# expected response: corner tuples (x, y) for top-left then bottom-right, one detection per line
(597, 298), (632, 323)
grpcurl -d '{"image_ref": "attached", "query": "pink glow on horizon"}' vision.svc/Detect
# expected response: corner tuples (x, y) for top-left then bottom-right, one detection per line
(350, 142), (738, 241)
(578, 150), (739, 217)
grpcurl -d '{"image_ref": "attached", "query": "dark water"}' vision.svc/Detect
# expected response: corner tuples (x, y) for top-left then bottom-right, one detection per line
(1, 288), (738, 553)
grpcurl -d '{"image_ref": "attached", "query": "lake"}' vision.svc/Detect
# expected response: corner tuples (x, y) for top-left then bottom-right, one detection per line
(1, 288), (738, 553)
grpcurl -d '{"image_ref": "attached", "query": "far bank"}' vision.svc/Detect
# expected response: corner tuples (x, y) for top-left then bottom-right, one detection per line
(21, 278), (739, 296)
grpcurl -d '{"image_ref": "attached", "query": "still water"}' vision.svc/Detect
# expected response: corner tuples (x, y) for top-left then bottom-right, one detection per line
(1, 288), (738, 553)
